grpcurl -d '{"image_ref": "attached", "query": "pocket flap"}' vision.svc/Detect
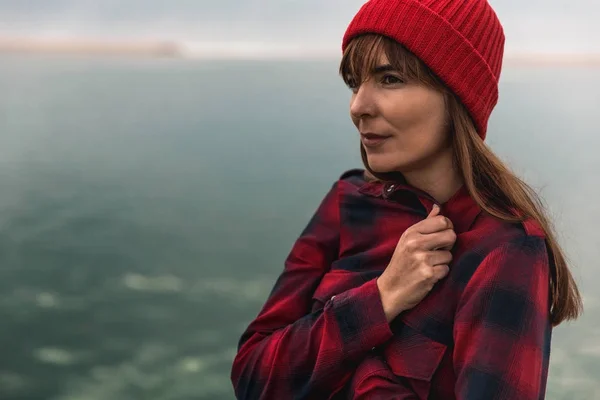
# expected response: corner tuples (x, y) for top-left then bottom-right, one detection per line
(383, 323), (447, 381)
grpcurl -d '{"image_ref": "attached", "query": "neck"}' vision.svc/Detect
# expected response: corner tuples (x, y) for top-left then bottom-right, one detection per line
(402, 148), (464, 204)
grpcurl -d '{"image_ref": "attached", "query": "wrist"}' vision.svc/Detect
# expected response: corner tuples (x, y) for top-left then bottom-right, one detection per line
(376, 277), (402, 323)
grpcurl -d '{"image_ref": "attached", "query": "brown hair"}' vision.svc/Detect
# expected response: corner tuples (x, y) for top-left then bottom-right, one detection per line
(340, 34), (582, 326)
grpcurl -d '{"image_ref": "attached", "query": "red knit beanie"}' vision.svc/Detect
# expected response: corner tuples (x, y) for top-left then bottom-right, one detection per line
(342, 0), (505, 140)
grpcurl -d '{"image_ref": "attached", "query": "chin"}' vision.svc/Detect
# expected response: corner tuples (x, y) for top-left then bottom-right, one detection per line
(365, 156), (401, 174)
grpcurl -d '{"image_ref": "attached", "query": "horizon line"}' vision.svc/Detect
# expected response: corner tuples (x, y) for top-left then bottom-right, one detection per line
(0, 36), (599, 65)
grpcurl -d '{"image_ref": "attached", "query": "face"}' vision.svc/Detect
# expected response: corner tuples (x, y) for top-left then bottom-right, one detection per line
(349, 54), (451, 175)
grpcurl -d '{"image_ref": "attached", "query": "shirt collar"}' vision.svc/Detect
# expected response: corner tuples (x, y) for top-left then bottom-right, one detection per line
(358, 180), (481, 234)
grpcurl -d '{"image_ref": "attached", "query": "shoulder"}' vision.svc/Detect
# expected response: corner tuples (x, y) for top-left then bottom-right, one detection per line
(454, 213), (550, 287)
(310, 169), (367, 209)
(337, 168), (368, 186)
(481, 217), (549, 265)
(459, 219), (550, 287)
(333, 168), (376, 201)
(493, 232), (548, 260)
(471, 209), (547, 251)
(461, 232), (551, 304)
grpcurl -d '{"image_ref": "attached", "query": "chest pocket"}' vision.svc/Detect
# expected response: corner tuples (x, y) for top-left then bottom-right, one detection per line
(383, 322), (448, 400)
(311, 270), (370, 313)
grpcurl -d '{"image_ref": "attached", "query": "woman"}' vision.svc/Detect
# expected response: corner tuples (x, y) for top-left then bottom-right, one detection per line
(231, 0), (583, 399)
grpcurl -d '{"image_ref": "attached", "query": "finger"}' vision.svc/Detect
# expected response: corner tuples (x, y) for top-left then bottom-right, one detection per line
(415, 215), (453, 235)
(420, 229), (457, 251)
(424, 250), (453, 266)
(432, 265), (450, 280)
(438, 243), (454, 251)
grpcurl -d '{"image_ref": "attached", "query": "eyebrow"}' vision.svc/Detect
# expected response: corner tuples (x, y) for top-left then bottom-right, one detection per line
(371, 64), (396, 74)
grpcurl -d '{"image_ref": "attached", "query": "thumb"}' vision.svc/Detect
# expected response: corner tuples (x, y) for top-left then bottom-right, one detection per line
(427, 204), (440, 218)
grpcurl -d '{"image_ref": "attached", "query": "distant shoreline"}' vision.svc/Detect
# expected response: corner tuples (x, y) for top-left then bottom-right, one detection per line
(503, 54), (600, 67)
(1, 37), (599, 66)
(0, 37), (182, 58)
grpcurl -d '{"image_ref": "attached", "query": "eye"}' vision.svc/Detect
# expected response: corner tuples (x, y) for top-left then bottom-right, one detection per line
(381, 74), (405, 85)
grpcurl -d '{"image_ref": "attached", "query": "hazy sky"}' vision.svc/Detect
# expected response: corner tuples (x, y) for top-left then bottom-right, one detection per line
(0, 0), (598, 55)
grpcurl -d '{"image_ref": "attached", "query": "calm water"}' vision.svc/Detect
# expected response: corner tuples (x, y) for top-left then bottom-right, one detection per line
(0, 54), (598, 399)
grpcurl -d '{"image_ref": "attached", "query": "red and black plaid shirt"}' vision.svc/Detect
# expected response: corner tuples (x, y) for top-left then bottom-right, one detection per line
(231, 169), (552, 400)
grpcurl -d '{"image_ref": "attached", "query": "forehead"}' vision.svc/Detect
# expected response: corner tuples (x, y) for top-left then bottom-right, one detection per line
(376, 53), (390, 65)
(340, 34), (430, 83)
(345, 48), (393, 78)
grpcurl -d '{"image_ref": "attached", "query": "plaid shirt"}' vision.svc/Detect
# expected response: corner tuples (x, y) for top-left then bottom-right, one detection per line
(231, 169), (552, 400)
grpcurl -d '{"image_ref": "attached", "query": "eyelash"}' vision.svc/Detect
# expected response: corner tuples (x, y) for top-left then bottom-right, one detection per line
(346, 74), (405, 92)
(381, 74), (405, 85)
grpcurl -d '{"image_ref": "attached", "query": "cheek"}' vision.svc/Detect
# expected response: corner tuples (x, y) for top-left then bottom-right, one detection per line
(385, 95), (449, 153)
(381, 93), (421, 128)
(389, 92), (446, 133)
(419, 91), (447, 125)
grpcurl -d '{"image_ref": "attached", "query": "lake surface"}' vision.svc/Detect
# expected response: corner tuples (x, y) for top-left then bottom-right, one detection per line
(0, 54), (598, 399)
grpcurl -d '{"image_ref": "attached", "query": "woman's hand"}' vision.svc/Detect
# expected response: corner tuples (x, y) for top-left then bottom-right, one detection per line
(377, 204), (456, 322)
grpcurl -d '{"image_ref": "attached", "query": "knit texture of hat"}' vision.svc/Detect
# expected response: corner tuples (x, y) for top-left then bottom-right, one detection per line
(342, 0), (505, 140)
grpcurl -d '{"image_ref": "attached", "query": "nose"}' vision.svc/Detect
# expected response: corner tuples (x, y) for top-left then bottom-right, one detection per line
(350, 81), (376, 120)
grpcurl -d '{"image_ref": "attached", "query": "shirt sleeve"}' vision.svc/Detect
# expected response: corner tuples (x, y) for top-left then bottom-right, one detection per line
(453, 235), (553, 400)
(231, 181), (393, 400)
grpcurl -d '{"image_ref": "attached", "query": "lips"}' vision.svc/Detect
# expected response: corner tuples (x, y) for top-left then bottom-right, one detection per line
(360, 132), (392, 147)
(361, 133), (390, 139)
